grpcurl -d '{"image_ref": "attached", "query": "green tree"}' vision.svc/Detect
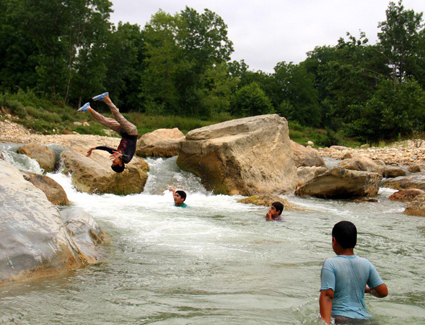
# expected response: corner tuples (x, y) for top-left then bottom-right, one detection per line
(378, 0), (425, 86)
(231, 82), (273, 117)
(141, 7), (234, 116)
(345, 78), (425, 143)
(273, 61), (321, 127)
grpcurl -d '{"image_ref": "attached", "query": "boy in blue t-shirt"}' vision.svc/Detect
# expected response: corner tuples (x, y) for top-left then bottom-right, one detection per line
(319, 221), (388, 324)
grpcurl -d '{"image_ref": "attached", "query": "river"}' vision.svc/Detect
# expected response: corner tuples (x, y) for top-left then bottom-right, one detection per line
(1, 144), (425, 324)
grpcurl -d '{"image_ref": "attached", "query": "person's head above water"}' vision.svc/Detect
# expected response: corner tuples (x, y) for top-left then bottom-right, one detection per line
(271, 202), (284, 216)
(332, 220), (357, 249)
(174, 190), (186, 206)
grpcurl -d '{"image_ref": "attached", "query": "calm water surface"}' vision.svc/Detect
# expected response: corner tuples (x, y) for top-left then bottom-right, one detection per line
(1, 146), (425, 324)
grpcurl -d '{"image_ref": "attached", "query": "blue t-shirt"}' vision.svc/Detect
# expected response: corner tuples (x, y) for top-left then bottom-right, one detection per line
(320, 255), (384, 320)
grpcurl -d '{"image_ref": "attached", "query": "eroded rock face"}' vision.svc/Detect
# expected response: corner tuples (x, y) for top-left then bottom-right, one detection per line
(382, 166), (407, 178)
(0, 161), (81, 284)
(291, 141), (326, 168)
(61, 208), (109, 264)
(136, 128), (185, 157)
(177, 114), (297, 195)
(61, 144), (149, 195)
(17, 143), (56, 172)
(20, 170), (70, 205)
(295, 166), (382, 199)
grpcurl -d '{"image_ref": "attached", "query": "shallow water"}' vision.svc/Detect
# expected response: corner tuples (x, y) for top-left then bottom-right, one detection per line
(1, 148), (425, 324)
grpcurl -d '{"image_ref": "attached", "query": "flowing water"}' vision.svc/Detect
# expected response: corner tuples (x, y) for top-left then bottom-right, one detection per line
(1, 144), (425, 324)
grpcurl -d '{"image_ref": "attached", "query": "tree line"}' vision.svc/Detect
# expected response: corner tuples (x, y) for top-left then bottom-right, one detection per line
(1, 0), (425, 144)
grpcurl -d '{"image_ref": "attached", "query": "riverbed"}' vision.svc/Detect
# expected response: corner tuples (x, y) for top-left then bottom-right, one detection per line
(1, 147), (425, 324)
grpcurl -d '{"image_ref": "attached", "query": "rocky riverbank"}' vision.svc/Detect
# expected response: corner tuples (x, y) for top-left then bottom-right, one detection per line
(2, 119), (425, 169)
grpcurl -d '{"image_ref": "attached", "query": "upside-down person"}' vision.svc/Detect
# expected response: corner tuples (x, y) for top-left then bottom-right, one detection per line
(78, 92), (138, 173)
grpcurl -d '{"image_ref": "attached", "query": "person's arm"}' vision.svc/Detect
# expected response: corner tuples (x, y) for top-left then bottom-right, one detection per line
(169, 188), (176, 195)
(365, 283), (388, 298)
(86, 147), (96, 157)
(319, 289), (334, 324)
(93, 146), (116, 155)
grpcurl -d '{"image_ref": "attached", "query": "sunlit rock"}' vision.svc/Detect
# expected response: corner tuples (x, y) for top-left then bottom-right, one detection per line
(338, 155), (382, 174)
(17, 143), (56, 172)
(291, 141), (326, 168)
(0, 161), (82, 284)
(61, 208), (109, 264)
(296, 166), (328, 187)
(177, 114), (297, 195)
(381, 173), (425, 191)
(295, 166), (382, 199)
(20, 170), (69, 205)
(61, 144), (149, 195)
(136, 127), (185, 157)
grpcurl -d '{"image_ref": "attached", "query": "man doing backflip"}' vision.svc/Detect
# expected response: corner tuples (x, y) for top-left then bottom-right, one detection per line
(78, 92), (138, 173)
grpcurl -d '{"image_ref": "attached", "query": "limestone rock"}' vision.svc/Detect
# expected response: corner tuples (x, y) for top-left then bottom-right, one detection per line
(61, 208), (109, 264)
(338, 155), (382, 174)
(296, 166), (328, 187)
(20, 170), (70, 205)
(291, 141), (326, 168)
(389, 189), (425, 202)
(0, 161), (82, 284)
(381, 173), (425, 191)
(136, 127), (185, 157)
(17, 143), (56, 172)
(382, 166), (407, 178)
(295, 166), (382, 199)
(177, 114), (297, 195)
(61, 144), (149, 195)
(407, 165), (421, 173)
(404, 194), (425, 217)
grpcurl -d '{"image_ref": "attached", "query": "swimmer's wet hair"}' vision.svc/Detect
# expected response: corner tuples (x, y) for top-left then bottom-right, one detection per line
(272, 202), (284, 215)
(176, 190), (186, 201)
(332, 221), (357, 249)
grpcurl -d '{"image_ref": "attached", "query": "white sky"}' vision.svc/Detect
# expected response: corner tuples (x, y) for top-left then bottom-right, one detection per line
(109, 0), (425, 73)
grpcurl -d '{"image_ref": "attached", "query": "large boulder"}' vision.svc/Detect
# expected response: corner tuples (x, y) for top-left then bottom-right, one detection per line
(296, 166), (328, 187)
(17, 143), (56, 172)
(291, 141), (326, 168)
(61, 144), (149, 195)
(20, 170), (70, 205)
(177, 114), (297, 195)
(295, 166), (382, 199)
(136, 128), (185, 157)
(0, 161), (82, 284)
(61, 208), (109, 264)
(338, 155), (382, 174)
(381, 173), (425, 191)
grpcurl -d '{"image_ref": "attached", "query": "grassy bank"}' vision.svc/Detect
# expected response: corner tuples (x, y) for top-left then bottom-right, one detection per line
(0, 90), (357, 147)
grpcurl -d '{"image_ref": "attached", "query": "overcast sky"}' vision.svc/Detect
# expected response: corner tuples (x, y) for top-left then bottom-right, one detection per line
(109, 0), (425, 73)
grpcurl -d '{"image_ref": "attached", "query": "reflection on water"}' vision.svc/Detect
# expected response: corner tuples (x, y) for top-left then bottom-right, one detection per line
(1, 153), (425, 324)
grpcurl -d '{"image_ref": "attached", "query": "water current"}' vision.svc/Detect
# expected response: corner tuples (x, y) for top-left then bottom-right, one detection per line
(1, 143), (425, 324)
